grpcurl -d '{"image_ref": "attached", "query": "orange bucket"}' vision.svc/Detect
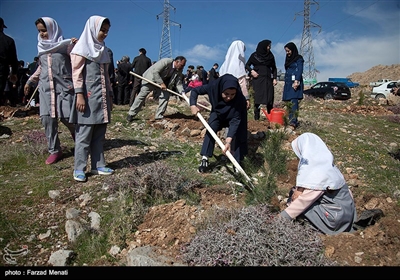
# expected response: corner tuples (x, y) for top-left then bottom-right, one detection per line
(269, 108), (285, 125)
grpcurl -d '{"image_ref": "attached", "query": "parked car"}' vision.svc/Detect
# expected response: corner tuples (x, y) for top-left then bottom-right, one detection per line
(328, 77), (359, 88)
(369, 79), (392, 87)
(371, 81), (399, 99)
(303, 81), (351, 100)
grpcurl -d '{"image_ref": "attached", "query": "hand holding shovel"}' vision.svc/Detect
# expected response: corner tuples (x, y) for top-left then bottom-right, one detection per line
(130, 71), (255, 191)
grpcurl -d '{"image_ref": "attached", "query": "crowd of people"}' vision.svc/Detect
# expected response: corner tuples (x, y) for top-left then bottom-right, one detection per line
(0, 15), (360, 235)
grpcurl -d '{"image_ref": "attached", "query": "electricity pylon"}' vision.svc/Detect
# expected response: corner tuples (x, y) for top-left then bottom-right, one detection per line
(295, 0), (321, 81)
(157, 0), (181, 60)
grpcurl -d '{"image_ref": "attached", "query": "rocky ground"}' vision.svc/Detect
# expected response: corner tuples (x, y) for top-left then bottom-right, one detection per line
(3, 101), (399, 267)
(117, 109), (400, 267)
(1, 64), (400, 267)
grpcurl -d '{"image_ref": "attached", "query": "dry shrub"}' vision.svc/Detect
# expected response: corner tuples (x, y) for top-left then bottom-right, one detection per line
(23, 130), (47, 156)
(180, 204), (336, 266)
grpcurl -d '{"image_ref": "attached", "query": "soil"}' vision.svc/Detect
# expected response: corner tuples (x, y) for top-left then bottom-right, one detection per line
(123, 108), (400, 267)
(1, 68), (400, 267)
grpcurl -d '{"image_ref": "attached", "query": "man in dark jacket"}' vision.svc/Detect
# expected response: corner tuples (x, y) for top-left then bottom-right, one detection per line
(208, 63), (219, 83)
(0, 17), (18, 106)
(117, 55), (132, 105)
(129, 48), (152, 106)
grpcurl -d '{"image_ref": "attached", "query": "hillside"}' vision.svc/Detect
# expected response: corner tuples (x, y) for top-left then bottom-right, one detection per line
(347, 64), (400, 86)
(0, 64), (400, 269)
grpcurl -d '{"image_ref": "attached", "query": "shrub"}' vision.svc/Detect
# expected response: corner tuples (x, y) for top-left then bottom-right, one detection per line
(180, 205), (336, 266)
(23, 130), (47, 156)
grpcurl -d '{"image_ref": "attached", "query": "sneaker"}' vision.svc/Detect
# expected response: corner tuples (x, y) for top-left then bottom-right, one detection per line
(91, 167), (114, 175)
(45, 151), (63, 165)
(126, 114), (134, 122)
(73, 170), (87, 182)
(198, 159), (209, 173)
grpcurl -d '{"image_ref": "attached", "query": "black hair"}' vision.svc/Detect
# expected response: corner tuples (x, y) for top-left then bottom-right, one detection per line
(174, 56), (186, 62)
(35, 18), (46, 28)
(139, 48), (146, 55)
(102, 18), (111, 26)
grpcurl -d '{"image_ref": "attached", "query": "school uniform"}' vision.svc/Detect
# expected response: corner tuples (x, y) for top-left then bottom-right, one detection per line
(190, 74), (248, 164)
(280, 133), (357, 235)
(69, 15), (113, 175)
(25, 17), (75, 163)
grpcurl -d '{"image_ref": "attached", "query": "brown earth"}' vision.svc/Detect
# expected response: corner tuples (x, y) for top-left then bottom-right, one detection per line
(348, 64), (400, 86)
(1, 64), (399, 267)
(120, 109), (400, 267)
(1, 101), (399, 267)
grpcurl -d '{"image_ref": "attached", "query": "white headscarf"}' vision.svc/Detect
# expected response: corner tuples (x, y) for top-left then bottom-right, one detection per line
(37, 17), (71, 56)
(291, 132), (345, 190)
(218, 40), (247, 79)
(71, 15), (110, 63)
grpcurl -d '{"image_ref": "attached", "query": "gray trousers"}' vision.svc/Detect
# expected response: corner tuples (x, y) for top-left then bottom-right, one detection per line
(127, 84), (170, 119)
(41, 115), (75, 154)
(74, 123), (107, 171)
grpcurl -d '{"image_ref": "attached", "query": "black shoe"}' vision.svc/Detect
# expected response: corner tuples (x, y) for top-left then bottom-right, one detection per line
(198, 159), (209, 173)
(126, 114), (134, 122)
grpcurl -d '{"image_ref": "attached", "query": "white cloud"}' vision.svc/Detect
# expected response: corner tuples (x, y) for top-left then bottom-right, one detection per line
(182, 44), (223, 66)
(312, 31), (399, 81)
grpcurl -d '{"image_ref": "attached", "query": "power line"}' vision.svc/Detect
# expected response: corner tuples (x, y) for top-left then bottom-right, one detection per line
(157, 0), (181, 60)
(297, 0), (321, 82)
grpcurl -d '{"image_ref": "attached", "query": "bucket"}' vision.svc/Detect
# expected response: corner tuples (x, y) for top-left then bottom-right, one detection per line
(269, 108), (285, 125)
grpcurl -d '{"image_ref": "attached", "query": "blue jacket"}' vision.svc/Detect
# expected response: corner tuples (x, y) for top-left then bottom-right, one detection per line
(282, 57), (304, 101)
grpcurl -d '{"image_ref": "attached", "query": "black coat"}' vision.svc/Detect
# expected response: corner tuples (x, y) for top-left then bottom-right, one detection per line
(190, 74), (247, 142)
(131, 54), (152, 76)
(117, 61), (132, 85)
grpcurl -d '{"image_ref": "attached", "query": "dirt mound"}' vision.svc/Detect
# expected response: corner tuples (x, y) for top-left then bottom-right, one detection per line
(348, 64), (400, 86)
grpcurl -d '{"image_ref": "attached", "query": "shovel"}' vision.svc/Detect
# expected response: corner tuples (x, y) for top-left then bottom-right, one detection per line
(129, 71), (210, 111)
(129, 71), (255, 191)
(25, 86), (39, 109)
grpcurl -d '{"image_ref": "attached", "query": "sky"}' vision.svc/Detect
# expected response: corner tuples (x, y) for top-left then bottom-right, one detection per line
(0, 0), (399, 82)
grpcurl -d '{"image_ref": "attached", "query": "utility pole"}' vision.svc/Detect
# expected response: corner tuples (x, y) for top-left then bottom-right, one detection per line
(295, 0), (321, 83)
(157, 0), (181, 60)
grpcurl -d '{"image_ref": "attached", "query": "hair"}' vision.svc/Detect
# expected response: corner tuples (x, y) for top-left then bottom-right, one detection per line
(121, 56), (130, 62)
(188, 65), (194, 70)
(213, 63), (219, 67)
(34, 18), (46, 28)
(174, 56), (186, 62)
(102, 18), (111, 26)
(34, 57), (39, 61)
(139, 48), (146, 55)
(197, 69), (203, 79)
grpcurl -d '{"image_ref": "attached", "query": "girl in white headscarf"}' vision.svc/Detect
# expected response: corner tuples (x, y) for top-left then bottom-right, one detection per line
(280, 132), (357, 235)
(219, 40), (250, 110)
(24, 17), (77, 165)
(69, 15), (114, 182)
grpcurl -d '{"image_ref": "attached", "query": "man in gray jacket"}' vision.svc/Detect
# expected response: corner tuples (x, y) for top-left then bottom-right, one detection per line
(126, 56), (186, 121)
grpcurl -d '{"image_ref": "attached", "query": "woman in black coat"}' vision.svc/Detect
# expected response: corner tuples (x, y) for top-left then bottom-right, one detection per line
(245, 39), (277, 120)
(189, 74), (248, 173)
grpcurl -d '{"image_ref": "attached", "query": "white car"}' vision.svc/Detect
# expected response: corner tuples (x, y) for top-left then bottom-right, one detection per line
(371, 81), (399, 99)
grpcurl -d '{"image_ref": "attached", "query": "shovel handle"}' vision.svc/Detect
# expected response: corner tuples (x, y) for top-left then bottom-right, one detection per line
(129, 71), (210, 111)
(195, 112), (253, 186)
(130, 71), (254, 189)
(25, 86), (39, 109)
